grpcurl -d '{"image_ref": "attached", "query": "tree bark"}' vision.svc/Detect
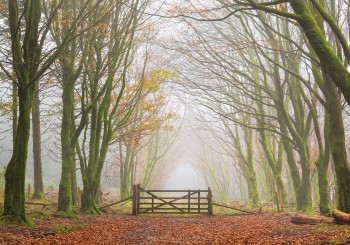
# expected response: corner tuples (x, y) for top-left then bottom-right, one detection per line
(71, 161), (78, 206)
(12, 84), (17, 149)
(3, 85), (34, 224)
(31, 82), (44, 200)
(291, 214), (334, 224)
(81, 185), (100, 214)
(291, 1), (350, 105)
(324, 75), (350, 213)
(57, 78), (75, 217)
(332, 209), (350, 224)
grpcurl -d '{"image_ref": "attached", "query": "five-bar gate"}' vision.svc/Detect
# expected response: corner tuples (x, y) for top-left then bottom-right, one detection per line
(132, 185), (213, 215)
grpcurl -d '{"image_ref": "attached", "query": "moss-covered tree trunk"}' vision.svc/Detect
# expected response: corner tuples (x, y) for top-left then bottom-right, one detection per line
(275, 86), (305, 211)
(299, 149), (313, 213)
(245, 129), (259, 205)
(32, 82), (44, 200)
(3, 86), (34, 224)
(289, 1), (350, 105)
(316, 156), (331, 215)
(257, 117), (288, 208)
(324, 75), (350, 213)
(71, 162), (78, 206)
(57, 78), (75, 217)
(81, 185), (100, 214)
(12, 84), (17, 149)
(245, 169), (259, 205)
(3, 0), (42, 224)
(119, 145), (135, 200)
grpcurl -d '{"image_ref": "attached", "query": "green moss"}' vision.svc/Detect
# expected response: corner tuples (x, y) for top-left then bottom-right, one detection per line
(31, 192), (46, 200)
(0, 215), (34, 227)
(52, 224), (85, 234)
(212, 205), (240, 215)
(29, 211), (50, 218)
(103, 200), (133, 214)
(311, 224), (350, 235)
(54, 210), (77, 219)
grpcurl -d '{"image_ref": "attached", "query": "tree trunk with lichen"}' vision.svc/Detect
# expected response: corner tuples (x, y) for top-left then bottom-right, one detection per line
(323, 76), (350, 213)
(57, 76), (75, 217)
(3, 86), (34, 224)
(3, 0), (42, 225)
(32, 82), (45, 200)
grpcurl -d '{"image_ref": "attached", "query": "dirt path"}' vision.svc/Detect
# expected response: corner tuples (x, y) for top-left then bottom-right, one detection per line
(0, 213), (349, 244)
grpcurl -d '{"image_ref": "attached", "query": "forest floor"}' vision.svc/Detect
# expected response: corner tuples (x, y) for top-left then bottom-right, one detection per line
(0, 212), (349, 244)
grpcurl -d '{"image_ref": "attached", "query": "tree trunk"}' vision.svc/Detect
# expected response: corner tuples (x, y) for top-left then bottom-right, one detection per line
(300, 150), (313, 213)
(278, 114), (304, 210)
(3, 86), (34, 224)
(81, 185), (100, 214)
(57, 81), (75, 217)
(291, 214), (334, 224)
(324, 76), (350, 213)
(31, 82), (44, 200)
(276, 174), (288, 205)
(246, 168), (259, 205)
(317, 164), (331, 215)
(290, 0), (350, 105)
(12, 84), (17, 149)
(315, 113), (331, 216)
(332, 209), (350, 224)
(71, 162), (78, 206)
(96, 184), (103, 204)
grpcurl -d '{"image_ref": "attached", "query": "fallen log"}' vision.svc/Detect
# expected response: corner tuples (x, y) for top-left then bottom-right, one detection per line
(332, 209), (350, 224)
(25, 202), (58, 211)
(291, 214), (334, 224)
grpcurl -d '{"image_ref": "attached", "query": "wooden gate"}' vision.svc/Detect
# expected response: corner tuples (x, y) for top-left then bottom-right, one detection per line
(132, 185), (213, 215)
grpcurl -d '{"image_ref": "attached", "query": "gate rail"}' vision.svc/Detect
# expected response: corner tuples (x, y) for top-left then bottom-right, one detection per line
(132, 184), (213, 215)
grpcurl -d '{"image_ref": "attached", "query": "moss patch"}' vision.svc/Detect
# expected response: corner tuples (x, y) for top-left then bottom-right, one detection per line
(53, 210), (77, 219)
(52, 224), (85, 234)
(0, 215), (33, 227)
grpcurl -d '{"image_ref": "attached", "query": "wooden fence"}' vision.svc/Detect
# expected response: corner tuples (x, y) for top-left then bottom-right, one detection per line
(132, 184), (213, 215)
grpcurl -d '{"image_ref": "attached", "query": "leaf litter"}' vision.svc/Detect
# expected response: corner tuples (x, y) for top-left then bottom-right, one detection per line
(0, 212), (349, 244)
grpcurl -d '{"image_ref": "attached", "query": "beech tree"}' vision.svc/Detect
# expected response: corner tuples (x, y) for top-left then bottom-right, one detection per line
(117, 70), (177, 199)
(170, 4), (338, 213)
(219, 0), (350, 213)
(1, 0), (60, 224)
(0, 0), (112, 223)
(75, 0), (149, 214)
(31, 82), (44, 200)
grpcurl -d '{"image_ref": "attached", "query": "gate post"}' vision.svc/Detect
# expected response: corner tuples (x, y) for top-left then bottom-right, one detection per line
(132, 185), (140, 215)
(208, 187), (213, 215)
(136, 184), (140, 215)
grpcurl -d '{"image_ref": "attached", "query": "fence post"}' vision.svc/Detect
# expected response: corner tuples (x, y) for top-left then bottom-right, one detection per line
(208, 187), (213, 215)
(188, 189), (190, 213)
(136, 184), (140, 215)
(132, 185), (137, 215)
(152, 194), (154, 213)
(198, 189), (200, 213)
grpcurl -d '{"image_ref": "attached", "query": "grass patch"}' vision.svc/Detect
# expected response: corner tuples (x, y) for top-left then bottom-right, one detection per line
(311, 224), (350, 235)
(101, 200), (133, 214)
(29, 211), (50, 219)
(0, 215), (34, 227)
(328, 238), (345, 244)
(213, 205), (241, 215)
(52, 224), (85, 234)
(54, 210), (77, 219)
